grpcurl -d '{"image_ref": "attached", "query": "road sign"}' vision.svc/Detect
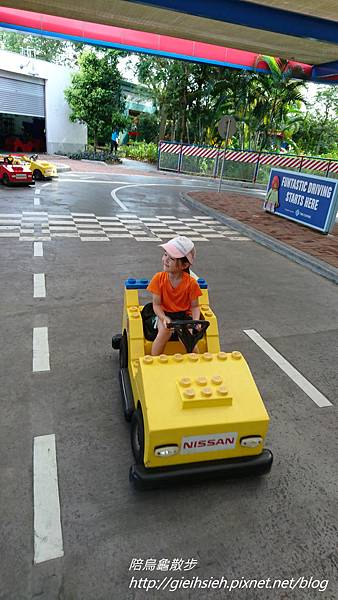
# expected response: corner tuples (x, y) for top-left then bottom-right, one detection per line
(218, 115), (236, 139)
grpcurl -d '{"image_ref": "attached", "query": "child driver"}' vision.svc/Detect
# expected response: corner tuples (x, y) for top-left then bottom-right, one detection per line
(147, 236), (202, 356)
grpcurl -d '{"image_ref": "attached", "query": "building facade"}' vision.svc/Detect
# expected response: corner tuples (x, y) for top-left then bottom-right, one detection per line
(0, 49), (87, 154)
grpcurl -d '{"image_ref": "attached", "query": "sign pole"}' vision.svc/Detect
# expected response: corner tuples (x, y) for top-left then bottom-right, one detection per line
(217, 116), (235, 193)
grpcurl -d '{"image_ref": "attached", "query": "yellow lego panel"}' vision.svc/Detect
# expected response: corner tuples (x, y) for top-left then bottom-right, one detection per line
(134, 351), (270, 467)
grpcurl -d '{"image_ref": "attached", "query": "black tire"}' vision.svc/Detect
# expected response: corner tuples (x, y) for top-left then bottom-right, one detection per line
(33, 169), (43, 181)
(112, 333), (122, 349)
(2, 174), (9, 186)
(119, 329), (128, 368)
(131, 407), (145, 465)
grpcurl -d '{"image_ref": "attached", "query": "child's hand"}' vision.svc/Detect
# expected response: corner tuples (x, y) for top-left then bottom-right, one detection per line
(194, 323), (202, 332)
(162, 316), (172, 328)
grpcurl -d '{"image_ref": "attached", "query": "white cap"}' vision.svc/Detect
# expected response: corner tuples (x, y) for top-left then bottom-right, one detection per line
(160, 236), (196, 264)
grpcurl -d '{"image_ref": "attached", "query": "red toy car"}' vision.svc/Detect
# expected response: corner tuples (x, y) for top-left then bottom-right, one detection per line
(0, 155), (34, 186)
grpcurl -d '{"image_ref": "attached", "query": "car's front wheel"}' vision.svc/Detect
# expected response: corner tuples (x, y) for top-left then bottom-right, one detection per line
(2, 174), (9, 185)
(131, 407), (145, 465)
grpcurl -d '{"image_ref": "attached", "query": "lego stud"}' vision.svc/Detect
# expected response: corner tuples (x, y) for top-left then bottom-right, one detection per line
(231, 351), (242, 360)
(217, 352), (227, 360)
(159, 354), (168, 363)
(217, 385), (228, 396)
(133, 360), (139, 367)
(201, 387), (212, 397)
(131, 314), (139, 319)
(180, 377), (191, 387)
(196, 376), (207, 386)
(174, 353), (183, 362)
(143, 356), (153, 364)
(184, 388), (195, 398)
(202, 352), (213, 361)
(188, 353), (199, 362)
(211, 375), (223, 385)
(201, 305), (209, 310)
(205, 311), (213, 317)
(129, 306), (138, 312)
(127, 278), (136, 284)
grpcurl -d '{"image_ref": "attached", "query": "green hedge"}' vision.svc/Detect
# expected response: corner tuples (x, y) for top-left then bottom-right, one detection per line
(118, 142), (158, 163)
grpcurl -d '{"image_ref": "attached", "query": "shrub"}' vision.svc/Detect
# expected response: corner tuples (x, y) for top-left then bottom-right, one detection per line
(119, 142), (158, 163)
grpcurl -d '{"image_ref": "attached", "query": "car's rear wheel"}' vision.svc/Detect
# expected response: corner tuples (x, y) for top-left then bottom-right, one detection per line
(2, 174), (9, 185)
(33, 169), (43, 181)
(131, 406), (145, 465)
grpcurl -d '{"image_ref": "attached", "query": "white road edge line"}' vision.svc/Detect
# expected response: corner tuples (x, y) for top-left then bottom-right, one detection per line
(244, 329), (332, 408)
(34, 273), (46, 298)
(111, 187), (129, 211)
(34, 242), (43, 257)
(33, 434), (64, 564)
(33, 326), (50, 372)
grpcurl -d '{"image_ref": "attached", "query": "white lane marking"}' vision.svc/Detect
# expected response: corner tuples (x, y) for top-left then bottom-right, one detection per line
(111, 187), (129, 211)
(33, 327), (50, 372)
(244, 329), (332, 408)
(33, 434), (64, 564)
(35, 188), (41, 195)
(34, 242), (43, 257)
(42, 182), (50, 187)
(34, 274), (46, 298)
(34, 197), (40, 206)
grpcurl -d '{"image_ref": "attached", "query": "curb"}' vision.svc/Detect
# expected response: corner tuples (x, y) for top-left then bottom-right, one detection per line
(181, 192), (338, 285)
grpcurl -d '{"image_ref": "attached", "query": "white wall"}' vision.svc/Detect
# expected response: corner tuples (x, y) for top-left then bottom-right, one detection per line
(0, 50), (87, 153)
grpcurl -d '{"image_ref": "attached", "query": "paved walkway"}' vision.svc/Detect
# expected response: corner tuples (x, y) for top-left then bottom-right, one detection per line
(188, 190), (338, 270)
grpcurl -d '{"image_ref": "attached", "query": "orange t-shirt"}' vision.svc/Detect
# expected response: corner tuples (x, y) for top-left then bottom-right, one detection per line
(147, 271), (202, 313)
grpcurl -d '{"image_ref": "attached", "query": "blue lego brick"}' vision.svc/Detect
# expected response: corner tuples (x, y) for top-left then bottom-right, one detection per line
(197, 278), (208, 289)
(125, 278), (150, 290)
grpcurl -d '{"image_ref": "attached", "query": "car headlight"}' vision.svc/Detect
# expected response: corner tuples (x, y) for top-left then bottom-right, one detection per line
(154, 445), (179, 457)
(240, 436), (263, 448)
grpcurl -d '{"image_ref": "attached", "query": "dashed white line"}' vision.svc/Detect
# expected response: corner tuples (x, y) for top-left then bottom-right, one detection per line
(35, 188), (41, 195)
(34, 273), (46, 298)
(244, 329), (332, 407)
(34, 242), (43, 257)
(33, 327), (50, 372)
(33, 434), (64, 564)
(34, 197), (40, 206)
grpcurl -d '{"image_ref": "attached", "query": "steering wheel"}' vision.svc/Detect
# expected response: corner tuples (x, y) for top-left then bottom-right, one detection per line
(30, 153), (38, 160)
(167, 320), (210, 353)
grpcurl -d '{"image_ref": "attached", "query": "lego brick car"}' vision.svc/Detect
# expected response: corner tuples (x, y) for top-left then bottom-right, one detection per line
(112, 278), (273, 489)
(0, 155), (34, 186)
(13, 154), (58, 180)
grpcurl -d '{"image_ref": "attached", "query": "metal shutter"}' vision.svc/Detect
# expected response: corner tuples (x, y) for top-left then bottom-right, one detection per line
(0, 75), (45, 117)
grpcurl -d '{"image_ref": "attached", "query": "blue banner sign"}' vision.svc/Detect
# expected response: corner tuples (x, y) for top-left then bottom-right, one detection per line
(264, 169), (338, 233)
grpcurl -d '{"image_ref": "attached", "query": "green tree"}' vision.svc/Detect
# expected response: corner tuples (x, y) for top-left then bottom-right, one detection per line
(0, 30), (82, 66)
(64, 49), (125, 152)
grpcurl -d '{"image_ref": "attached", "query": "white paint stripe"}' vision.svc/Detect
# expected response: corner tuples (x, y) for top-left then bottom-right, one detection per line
(34, 197), (40, 206)
(111, 188), (129, 211)
(33, 327), (50, 372)
(33, 434), (64, 564)
(34, 242), (43, 257)
(42, 182), (50, 187)
(34, 274), (46, 298)
(244, 329), (332, 407)
(35, 188), (41, 195)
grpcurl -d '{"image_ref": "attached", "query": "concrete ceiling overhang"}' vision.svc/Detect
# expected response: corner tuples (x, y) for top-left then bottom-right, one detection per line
(1, 0), (338, 81)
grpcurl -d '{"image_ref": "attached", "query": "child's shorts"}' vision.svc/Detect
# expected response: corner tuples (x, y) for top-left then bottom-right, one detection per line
(141, 303), (190, 341)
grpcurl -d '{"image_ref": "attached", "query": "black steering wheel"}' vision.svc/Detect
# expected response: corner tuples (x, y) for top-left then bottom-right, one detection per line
(30, 153), (38, 160)
(168, 320), (210, 353)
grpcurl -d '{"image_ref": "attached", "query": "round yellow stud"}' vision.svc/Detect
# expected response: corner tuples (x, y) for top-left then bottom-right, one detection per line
(217, 352), (227, 360)
(217, 385), (228, 396)
(159, 354), (168, 363)
(205, 311), (213, 317)
(129, 306), (138, 312)
(174, 353), (183, 362)
(231, 351), (242, 360)
(143, 356), (153, 364)
(201, 305), (209, 310)
(188, 353), (199, 362)
(131, 314), (139, 319)
(180, 377), (191, 387)
(184, 388), (195, 398)
(211, 375), (223, 385)
(196, 376), (207, 386)
(201, 387), (212, 397)
(202, 352), (213, 361)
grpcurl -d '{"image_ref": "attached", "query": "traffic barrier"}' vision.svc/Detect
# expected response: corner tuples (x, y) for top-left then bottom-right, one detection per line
(158, 141), (338, 183)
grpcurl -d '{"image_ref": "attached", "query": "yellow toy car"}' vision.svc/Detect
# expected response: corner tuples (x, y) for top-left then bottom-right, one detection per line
(112, 277), (273, 489)
(12, 154), (58, 180)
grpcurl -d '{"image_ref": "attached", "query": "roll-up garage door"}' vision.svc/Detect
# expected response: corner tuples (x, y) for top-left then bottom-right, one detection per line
(0, 75), (45, 117)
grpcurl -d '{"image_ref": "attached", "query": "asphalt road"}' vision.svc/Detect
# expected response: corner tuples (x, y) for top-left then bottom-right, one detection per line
(0, 173), (337, 600)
